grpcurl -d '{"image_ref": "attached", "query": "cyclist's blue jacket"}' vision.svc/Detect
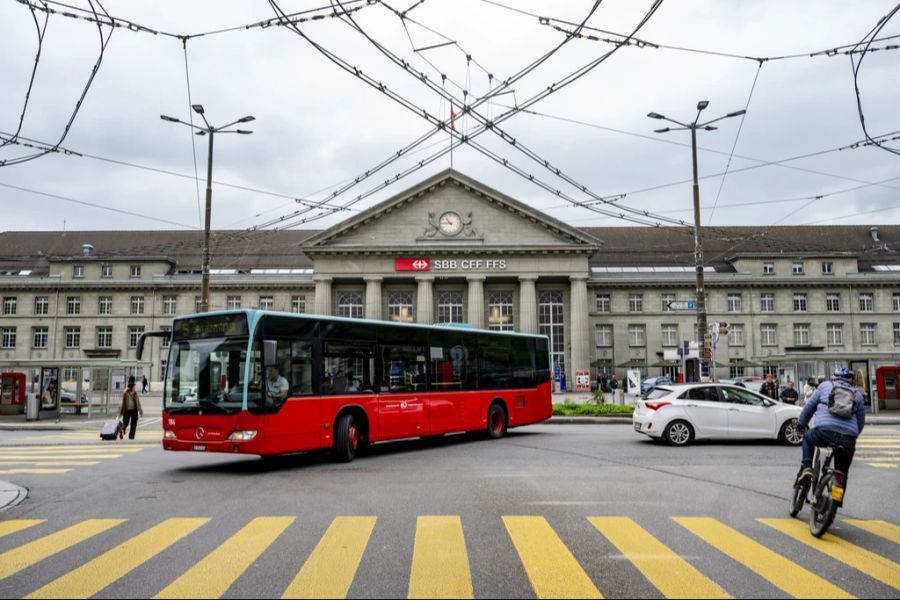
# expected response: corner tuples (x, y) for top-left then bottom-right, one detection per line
(799, 380), (866, 436)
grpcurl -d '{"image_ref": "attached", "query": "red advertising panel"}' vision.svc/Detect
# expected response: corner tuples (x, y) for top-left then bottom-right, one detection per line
(395, 257), (431, 271)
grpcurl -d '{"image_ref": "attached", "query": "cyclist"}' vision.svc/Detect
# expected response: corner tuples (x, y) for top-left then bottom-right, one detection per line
(796, 367), (866, 485)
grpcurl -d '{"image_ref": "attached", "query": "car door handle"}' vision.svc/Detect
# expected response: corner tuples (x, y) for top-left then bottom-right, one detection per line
(728, 408), (740, 411)
(685, 403), (698, 407)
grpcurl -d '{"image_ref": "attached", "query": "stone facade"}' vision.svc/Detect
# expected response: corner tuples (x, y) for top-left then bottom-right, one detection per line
(2, 170), (900, 394)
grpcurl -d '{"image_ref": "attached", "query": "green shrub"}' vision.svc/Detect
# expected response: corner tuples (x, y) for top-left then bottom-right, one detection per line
(552, 403), (635, 416)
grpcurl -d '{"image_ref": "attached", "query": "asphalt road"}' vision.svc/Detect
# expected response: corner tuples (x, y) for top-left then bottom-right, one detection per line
(1, 424), (898, 598)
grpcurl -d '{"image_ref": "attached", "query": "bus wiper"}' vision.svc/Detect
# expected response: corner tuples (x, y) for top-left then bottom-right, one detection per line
(197, 399), (231, 414)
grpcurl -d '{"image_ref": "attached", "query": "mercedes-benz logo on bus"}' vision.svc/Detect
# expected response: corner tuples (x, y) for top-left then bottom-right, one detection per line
(196, 427), (205, 440)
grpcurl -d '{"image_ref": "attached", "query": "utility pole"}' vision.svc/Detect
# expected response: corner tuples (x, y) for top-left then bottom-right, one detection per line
(161, 105), (254, 312)
(648, 101), (746, 380)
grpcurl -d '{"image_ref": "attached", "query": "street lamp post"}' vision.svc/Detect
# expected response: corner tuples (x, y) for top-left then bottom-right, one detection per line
(161, 106), (254, 312)
(648, 101), (746, 381)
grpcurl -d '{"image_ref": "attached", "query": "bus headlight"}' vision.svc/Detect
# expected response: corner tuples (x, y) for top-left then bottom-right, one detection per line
(227, 430), (257, 441)
(163, 430), (176, 439)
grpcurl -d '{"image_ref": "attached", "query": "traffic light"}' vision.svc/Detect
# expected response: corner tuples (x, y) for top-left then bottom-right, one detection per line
(719, 321), (729, 336)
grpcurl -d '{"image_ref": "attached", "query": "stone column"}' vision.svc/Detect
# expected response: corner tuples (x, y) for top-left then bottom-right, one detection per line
(467, 276), (486, 328)
(518, 275), (538, 334)
(313, 276), (332, 316)
(364, 276), (383, 320)
(569, 275), (590, 387)
(416, 276), (434, 324)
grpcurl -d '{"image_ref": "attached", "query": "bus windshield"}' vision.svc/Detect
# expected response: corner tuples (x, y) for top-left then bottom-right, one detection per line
(165, 336), (257, 414)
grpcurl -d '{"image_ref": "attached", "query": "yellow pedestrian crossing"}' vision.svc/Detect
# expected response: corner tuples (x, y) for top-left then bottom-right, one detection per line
(856, 433), (900, 468)
(408, 516), (474, 599)
(26, 518), (209, 599)
(0, 520), (44, 539)
(281, 515), (376, 599)
(0, 519), (125, 581)
(22, 430), (160, 443)
(588, 516), (731, 599)
(0, 514), (896, 598)
(673, 517), (853, 599)
(845, 519), (900, 544)
(155, 516), (295, 599)
(503, 515), (603, 598)
(759, 518), (900, 591)
(0, 443), (154, 475)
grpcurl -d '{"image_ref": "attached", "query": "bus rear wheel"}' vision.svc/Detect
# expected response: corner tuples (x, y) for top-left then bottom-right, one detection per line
(487, 403), (508, 439)
(334, 414), (359, 463)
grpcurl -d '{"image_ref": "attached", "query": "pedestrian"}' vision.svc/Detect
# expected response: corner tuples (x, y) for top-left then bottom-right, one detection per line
(802, 377), (818, 407)
(610, 374), (619, 392)
(759, 373), (779, 402)
(780, 381), (800, 404)
(119, 376), (143, 440)
(141, 375), (149, 394)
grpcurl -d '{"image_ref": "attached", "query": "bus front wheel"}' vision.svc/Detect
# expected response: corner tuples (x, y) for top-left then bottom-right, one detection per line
(334, 414), (359, 463)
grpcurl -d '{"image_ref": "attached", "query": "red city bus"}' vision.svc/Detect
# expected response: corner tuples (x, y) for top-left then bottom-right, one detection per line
(140, 310), (552, 461)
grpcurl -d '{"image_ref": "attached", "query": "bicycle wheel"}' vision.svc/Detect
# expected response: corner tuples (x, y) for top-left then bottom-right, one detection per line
(809, 473), (838, 537)
(789, 480), (807, 517)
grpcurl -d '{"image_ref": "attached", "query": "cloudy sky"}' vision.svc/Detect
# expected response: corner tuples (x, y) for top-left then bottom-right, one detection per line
(1, 0), (898, 234)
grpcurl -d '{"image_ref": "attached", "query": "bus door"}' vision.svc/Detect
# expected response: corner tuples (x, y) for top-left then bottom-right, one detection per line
(261, 338), (320, 452)
(426, 330), (474, 433)
(377, 330), (429, 439)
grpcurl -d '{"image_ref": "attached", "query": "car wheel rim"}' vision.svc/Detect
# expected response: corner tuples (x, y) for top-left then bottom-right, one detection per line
(786, 421), (802, 444)
(670, 423), (689, 444)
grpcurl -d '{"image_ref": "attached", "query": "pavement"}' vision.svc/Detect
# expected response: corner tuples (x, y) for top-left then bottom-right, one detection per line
(1, 391), (898, 511)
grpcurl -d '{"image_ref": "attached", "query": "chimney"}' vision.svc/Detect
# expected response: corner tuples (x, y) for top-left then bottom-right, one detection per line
(82, 244), (94, 257)
(869, 227), (880, 242)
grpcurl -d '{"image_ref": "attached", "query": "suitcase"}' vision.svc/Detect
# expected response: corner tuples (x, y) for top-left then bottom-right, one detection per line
(100, 419), (120, 440)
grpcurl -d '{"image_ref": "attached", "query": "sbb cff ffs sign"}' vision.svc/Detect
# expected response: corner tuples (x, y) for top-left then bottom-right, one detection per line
(395, 257), (431, 271)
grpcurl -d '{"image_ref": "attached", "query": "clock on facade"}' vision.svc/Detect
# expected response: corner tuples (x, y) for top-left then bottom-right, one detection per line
(438, 211), (463, 236)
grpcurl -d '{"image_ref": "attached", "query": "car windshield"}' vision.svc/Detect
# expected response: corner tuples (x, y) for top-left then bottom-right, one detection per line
(165, 337), (257, 414)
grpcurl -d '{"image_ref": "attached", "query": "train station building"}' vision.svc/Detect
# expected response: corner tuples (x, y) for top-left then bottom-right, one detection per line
(2, 170), (900, 406)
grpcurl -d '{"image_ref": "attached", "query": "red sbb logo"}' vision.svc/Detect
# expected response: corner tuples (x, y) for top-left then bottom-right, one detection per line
(395, 257), (431, 271)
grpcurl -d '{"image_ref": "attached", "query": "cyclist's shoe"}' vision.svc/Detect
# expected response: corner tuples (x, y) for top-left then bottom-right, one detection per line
(797, 467), (813, 485)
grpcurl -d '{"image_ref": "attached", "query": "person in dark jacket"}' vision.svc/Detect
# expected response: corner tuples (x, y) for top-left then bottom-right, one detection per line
(759, 373), (779, 401)
(780, 381), (800, 404)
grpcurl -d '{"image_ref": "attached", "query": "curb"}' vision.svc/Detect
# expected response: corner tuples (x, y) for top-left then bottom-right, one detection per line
(0, 481), (28, 512)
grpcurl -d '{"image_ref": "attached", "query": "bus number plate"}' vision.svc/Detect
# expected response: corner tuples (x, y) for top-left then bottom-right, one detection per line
(193, 444), (206, 451)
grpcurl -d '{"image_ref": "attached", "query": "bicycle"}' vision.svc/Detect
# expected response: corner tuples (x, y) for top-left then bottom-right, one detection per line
(789, 441), (848, 537)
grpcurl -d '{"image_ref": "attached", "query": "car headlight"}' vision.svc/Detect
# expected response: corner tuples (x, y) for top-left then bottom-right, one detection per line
(227, 430), (257, 441)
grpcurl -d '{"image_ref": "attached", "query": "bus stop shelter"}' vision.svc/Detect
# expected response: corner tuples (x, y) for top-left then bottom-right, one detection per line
(0, 358), (151, 421)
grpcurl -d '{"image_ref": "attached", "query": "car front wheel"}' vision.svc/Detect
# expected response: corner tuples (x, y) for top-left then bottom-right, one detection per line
(779, 418), (803, 446)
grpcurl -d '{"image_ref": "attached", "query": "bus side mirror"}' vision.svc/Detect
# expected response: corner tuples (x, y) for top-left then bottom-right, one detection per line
(263, 340), (278, 367)
(137, 330), (170, 361)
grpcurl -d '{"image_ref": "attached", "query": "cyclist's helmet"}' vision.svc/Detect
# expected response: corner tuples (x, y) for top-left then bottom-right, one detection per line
(833, 367), (855, 383)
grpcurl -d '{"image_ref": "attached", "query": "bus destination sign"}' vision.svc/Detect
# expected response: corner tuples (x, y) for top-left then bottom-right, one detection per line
(174, 314), (249, 340)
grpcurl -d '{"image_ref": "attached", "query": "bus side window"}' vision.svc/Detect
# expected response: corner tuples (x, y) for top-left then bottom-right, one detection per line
(289, 340), (314, 395)
(378, 326), (427, 392)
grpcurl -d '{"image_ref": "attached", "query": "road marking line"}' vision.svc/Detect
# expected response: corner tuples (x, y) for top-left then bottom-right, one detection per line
(26, 517), (209, 599)
(0, 520), (45, 539)
(0, 469), (72, 474)
(759, 518), (900, 590)
(673, 517), (853, 599)
(864, 463), (900, 468)
(0, 448), (146, 454)
(155, 516), (295, 599)
(0, 445), (155, 450)
(844, 519), (900, 545)
(0, 519), (125, 581)
(0, 454), (125, 460)
(0, 461), (100, 466)
(281, 516), (376, 599)
(503, 516), (603, 599)
(589, 516), (730, 599)
(408, 516), (473, 599)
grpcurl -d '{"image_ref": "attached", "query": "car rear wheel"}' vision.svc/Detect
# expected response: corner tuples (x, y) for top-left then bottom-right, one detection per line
(664, 420), (694, 446)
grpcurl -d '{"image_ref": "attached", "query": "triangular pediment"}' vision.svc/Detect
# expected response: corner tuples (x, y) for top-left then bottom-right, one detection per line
(302, 170), (602, 253)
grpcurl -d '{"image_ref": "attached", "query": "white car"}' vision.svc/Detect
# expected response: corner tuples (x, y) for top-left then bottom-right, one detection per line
(633, 383), (803, 446)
